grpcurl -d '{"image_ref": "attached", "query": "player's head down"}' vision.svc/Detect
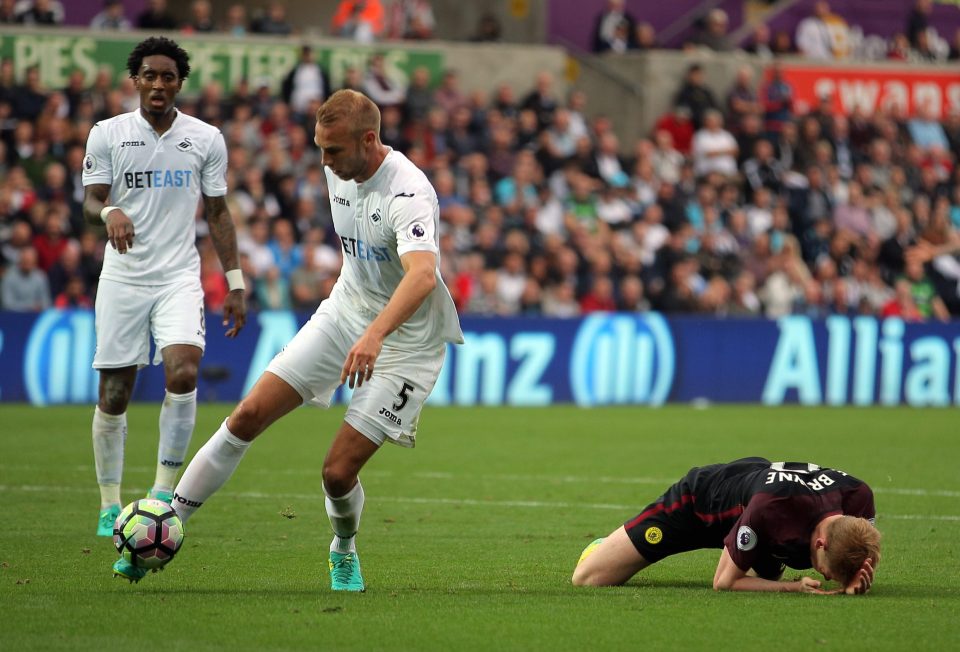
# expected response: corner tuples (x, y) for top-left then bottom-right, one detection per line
(314, 90), (383, 182)
(823, 516), (881, 586)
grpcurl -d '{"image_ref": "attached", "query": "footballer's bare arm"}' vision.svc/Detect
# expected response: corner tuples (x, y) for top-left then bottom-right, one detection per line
(84, 184), (135, 254)
(203, 193), (247, 337)
(713, 547), (824, 594)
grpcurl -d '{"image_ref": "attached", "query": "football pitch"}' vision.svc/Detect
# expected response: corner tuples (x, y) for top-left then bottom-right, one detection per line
(1, 404), (958, 651)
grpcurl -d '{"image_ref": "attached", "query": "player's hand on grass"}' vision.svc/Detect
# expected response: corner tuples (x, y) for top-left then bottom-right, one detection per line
(222, 290), (247, 338)
(105, 209), (135, 254)
(830, 558), (874, 596)
(796, 576), (825, 594)
(341, 329), (383, 389)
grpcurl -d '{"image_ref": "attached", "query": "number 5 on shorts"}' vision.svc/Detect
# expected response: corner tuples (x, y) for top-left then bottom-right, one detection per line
(393, 382), (415, 411)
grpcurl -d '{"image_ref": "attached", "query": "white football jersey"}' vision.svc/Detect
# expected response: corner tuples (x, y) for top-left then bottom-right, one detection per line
(324, 149), (463, 348)
(82, 109), (227, 285)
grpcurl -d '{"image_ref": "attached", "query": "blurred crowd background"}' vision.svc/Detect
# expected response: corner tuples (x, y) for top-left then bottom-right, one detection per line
(1, 0), (959, 322)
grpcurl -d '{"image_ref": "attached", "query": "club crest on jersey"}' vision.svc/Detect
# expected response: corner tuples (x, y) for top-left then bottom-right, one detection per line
(371, 208), (382, 223)
(644, 526), (663, 544)
(736, 526), (757, 551)
(408, 221), (427, 241)
(83, 154), (96, 171)
(176, 137), (193, 151)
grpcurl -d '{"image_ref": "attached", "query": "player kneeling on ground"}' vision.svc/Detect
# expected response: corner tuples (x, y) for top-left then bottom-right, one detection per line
(572, 457), (879, 595)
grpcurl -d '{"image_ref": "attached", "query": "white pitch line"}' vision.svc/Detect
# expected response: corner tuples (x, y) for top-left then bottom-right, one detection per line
(1, 484), (958, 522)
(2, 464), (957, 497)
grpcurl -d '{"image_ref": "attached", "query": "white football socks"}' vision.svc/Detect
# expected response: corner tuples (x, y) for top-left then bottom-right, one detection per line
(154, 389), (197, 493)
(171, 420), (251, 523)
(325, 480), (365, 554)
(92, 407), (126, 508)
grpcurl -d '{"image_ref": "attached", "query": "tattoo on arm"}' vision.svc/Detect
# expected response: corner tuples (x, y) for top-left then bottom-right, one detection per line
(203, 194), (240, 272)
(83, 184), (112, 225)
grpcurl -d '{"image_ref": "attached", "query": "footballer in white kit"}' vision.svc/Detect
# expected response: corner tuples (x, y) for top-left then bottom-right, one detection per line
(154, 90), (462, 592)
(83, 38), (246, 566)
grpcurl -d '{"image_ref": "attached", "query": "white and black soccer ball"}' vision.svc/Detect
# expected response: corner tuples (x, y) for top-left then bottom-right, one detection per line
(113, 498), (184, 570)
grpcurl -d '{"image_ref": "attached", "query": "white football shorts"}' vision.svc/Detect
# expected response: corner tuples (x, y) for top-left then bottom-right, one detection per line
(265, 300), (446, 448)
(93, 276), (205, 369)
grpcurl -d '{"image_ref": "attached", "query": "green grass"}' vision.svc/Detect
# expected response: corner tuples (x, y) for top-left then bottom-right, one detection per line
(1, 405), (958, 651)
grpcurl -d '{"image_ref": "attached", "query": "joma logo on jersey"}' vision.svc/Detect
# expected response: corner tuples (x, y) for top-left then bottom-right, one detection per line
(124, 169), (193, 189)
(120, 140), (146, 147)
(339, 236), (391, 262)
(378, 406), (402, 426)
(332, 195), (351, 206)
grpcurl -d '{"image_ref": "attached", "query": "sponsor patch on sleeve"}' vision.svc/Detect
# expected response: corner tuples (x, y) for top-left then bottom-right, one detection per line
(407, 221), (427, 241)
(736, 525), (757, 551)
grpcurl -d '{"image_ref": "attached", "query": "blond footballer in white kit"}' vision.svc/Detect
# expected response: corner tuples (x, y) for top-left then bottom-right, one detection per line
(130, 90), (464, 590)
(82, 38), (246, 557)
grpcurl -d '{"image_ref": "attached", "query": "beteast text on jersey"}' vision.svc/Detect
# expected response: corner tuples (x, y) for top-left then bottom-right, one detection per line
(339, 235), (392, 262)
(123, 169), (193, 189)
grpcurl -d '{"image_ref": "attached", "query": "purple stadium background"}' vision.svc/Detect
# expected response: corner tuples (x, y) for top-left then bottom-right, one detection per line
(546, 0), (960, 51)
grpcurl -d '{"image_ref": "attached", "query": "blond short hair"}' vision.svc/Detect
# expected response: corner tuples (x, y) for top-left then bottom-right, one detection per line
(316, 89), (380, 137)
(826, 516), (881, 586)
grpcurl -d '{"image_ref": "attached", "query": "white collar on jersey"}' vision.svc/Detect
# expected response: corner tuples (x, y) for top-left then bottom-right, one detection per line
(134, 107), (181, 135)
(357, 146), (394, 188)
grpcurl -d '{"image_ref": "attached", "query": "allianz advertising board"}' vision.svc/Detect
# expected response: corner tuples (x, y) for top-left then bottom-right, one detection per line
(0, 311), (958, 407)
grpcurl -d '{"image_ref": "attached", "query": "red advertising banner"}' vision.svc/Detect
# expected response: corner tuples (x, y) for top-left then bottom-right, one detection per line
(777, 65), (960, 119)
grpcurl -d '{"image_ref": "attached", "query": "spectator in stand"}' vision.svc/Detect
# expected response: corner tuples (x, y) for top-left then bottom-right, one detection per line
(888, 33), (911, 61)
(908, 105), (951, 153)
(14, 0), (63, 25)
(522, 71), (560, 133)
(673, 64), (719, 130)
(32, 206), (69, 271)
(745, 24), (773, 59)
(949, 28), (960, 60)
(761, 62), (793, 141)
(592, 0), (637, 53)
(434, 69), (466, 114)
(0, 0), (15, 23)
(471, 12), (502, 42)
(655, 105), (695, 157)
(634, 22), (656, 51)
(224, 3), (248, 37)
(183, 0), (216, 33)
(907, 0), (934, 49)
(251, 1), (292, 35)
(743, 139), (785, 199)
(332, 0), (385, 43)
(361, 52), (407, 110)
(136, 0), (178, 30)
(404, 67), (434, 124)
(282, 46), (328, 120)
(692, 9), (732, 52)
(89, 0), (131, 31)
(726, 66), (761, 135)
(796, 1), (835, 59)
(1, 247), (49, 311)
(691, 110), (738, 180)
(53, 275), (91, 309)
(771, 30), (795, 56)
(903, 258), (949, 321)
(387, 0), (435, 40)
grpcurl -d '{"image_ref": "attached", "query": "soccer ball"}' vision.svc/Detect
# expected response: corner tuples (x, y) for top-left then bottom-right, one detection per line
(113, 498), (184, 570)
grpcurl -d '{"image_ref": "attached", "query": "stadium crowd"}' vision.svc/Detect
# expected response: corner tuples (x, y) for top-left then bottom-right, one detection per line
(1, 2), (960, 321)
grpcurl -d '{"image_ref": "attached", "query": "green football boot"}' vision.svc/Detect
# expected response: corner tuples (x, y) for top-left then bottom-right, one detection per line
(112, 558), (147, 583)
(97, 504), (121, 537)
(146, 488), (173, 504)
(328, 551), (365, 592)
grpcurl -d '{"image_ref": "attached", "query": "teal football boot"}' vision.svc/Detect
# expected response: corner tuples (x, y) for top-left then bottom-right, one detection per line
(328, 551), (365, 592)
(112, 558), (147, 583)
(146, 488), (173, 504)
(97, 504), (121, 537)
